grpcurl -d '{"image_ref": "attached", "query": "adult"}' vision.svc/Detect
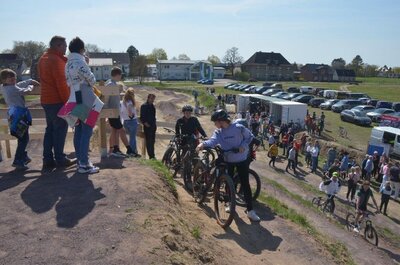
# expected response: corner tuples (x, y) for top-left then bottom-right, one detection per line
(364, 155), (374, 180)
(38, 35), (75, 169)
(353, 181), (379, 232)
(310, 141), (320, 173)
(327, 145), (337, 168)
(196, 110), (260, 222)
(140, 94), (157, 159)
(389, 162), (400, 200)
(63, 37), (100, 174)
(372, 151), (380, 178)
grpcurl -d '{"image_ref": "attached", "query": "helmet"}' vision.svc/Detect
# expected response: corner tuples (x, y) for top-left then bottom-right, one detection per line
(211, 109), (230, 122)
(332, 172), (339, 178)
(182, 105), (193, 112)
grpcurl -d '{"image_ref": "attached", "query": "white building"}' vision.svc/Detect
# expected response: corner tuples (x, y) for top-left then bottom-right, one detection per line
(213, 66), (226, 78)
(89, 58), (113, 81)
(147, 64), (158, 77)
(157, 60), (213, 81)
(88, 52), (130, 77)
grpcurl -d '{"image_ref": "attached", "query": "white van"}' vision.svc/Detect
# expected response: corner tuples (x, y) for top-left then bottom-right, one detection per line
(299, 86), (314, 94)
(369, 126), (400, 157)
(323, 90), (338, 99)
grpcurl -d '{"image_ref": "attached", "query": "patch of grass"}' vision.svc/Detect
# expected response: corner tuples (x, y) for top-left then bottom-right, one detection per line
(258, 191), (355, 265)
(376, 226), (400, 247)
(191, 226), (201, 240)
(140, 159), (178, 198)
(125, 208), (134, 213)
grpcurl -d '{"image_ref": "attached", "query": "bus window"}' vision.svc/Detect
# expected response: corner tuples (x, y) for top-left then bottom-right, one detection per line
(383, 132), (396, 146)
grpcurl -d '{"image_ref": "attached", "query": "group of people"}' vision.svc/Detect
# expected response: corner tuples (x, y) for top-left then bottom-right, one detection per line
(305, 111), (325, 136)
(1, 35), (159, 174)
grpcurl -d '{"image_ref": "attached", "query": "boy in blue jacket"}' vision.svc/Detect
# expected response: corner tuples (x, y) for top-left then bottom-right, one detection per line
(0, 69), (39, 169)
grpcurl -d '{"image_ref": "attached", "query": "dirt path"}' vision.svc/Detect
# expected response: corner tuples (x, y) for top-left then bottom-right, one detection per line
(250, 159), (400, 265)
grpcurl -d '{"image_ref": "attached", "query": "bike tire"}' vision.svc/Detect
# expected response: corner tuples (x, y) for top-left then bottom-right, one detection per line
(214, 174), (236, 229)
(182, 158), (193, 192)
(162, 147), (179, 178)
(322, 200), (333, 214)
(234, 169), (261, 207)
(312, 197), (321, 207)
(345, 213), (356, 231)
(192, 160), (210, 204)
(364, 224), (378, 246)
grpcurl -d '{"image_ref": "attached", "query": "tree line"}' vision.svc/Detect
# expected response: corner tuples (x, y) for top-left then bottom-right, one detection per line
(3, 41), (400, 81)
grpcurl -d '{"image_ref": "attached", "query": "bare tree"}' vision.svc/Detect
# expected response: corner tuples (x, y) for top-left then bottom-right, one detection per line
(207, 55), (221, 65)
(178, 54), (190, 60)
(86, 43), (104, 53)
(133, 55), (148, 84)
(11, 41), (47, 67)
(222, 47), (243, 76)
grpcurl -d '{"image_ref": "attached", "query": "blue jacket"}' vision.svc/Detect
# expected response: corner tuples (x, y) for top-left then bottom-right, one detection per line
(203, 123), (253, 163)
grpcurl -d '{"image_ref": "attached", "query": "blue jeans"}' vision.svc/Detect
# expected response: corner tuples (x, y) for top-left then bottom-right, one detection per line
(73, 122), (93, 166)
(312, 156), (318, 172)
(42, 103), (68, 163)
(14, 128), (29, 164)
(124, 119), (138, 153)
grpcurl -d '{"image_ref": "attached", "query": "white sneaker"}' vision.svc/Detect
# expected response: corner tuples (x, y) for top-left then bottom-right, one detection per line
(247, 210), (261, 222)
(225, 204), (231, 213)
(353, 226), (360, 233)
(78, 164), (100, 174)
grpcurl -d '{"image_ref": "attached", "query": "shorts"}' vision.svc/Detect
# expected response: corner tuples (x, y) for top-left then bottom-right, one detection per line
(109, 117), (123, 129)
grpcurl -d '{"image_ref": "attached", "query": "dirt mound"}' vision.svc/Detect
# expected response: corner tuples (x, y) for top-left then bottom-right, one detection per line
(156, 101), (181, 122)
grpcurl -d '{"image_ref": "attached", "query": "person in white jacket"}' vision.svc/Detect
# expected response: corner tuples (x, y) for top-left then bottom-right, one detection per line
(319, 172), (341, 213)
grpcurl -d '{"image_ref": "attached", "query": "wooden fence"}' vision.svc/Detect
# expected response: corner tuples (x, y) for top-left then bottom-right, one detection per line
(0, 86), (174, 161)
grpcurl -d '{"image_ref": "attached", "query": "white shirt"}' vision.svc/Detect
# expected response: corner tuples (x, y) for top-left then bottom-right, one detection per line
(120, 100), (137, 121)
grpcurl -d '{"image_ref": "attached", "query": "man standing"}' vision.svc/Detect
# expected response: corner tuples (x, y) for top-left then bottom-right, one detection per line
(38, 36), (75, 169)
(389, 162), (400, 200)
(140, 94), (157, 159)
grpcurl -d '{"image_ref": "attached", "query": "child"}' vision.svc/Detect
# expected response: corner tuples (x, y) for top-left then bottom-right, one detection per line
(380, 181), (392, 215)
(0, 69), (39, 169)
(120, 88), (141, 157)
(268, 142), (278, 167)
(346, 166), (361, 202)
(106, 67), (132, 157)
(286, 146), (296, 173)
(319, 172), (341, 213)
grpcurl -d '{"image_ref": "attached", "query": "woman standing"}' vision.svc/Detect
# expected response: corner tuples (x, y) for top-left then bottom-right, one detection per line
(121, 88), (141, 157)
(346, 166), (361, 202)
(61, 37), (102, 174)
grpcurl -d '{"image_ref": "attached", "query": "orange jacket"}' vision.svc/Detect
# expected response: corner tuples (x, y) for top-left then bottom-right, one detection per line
(38, 49), (70, 104)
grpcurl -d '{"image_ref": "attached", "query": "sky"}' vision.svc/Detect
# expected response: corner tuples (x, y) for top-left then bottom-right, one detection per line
(1, 0), (399, 67)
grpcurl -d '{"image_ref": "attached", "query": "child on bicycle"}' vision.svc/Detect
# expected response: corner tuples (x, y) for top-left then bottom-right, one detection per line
(196, 109), (260, 222)
(319, 172), (341, 213)
(353, 180), (379, 232)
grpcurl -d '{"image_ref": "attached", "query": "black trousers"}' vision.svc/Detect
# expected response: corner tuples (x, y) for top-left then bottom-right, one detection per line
(346, 179), (357, 201)
(228, 160), (252, 211)
(144, 126), (156, 159)
(380, 194), (390, 214)
(269, 156), (276, 166)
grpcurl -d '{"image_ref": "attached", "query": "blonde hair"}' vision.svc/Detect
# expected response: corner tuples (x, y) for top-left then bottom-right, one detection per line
(123, 87), (136, 106)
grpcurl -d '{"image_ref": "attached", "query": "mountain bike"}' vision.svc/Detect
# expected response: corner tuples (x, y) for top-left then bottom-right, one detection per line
(161, 128), (183, 178)
(346, 211), (378, 246)
(311, 194), (335, 213)
(192, 146), (236, 228)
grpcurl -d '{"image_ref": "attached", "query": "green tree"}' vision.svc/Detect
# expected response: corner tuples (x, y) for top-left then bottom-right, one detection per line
(393, 67), (400, 74)
(127, 45), (139, 77)
(348, 55), (364, 76)
(146, 48), (168, 64)
(86, 43), (103, 53)
(11, 41), (47, 67)
(362, 64), (378, 77)
(235, 71), (250, 81)
(331, 58), (346, 69)
(207, 55), (221, 65)
(133, 55), (148, 84)
(222, 47), (243, 77)
(178, 54), (190, 60)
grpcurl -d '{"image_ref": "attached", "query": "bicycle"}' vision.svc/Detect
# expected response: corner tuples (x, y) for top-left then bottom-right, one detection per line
(346, 211), (379, 246)
(311, 194), (335, 213)
(161, 128), (184, 178)
(192, 146), (237, 228)
(338, 126), (348, 138)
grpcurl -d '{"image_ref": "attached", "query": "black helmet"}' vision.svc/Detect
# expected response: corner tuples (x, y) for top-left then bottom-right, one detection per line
(211, 109), (230, 122)
(182, 105), (193, 112)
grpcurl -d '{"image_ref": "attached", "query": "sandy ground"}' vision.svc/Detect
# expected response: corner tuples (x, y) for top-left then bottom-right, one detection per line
(0, 86), (399, 264)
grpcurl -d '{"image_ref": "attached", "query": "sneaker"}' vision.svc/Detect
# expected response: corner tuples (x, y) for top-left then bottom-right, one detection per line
(111, 150), (127, 158)
(134, 153), (142, 158)
(12, 160), (28, 170)
(42, 160), (56, 170)
(78, 164), (100, 174)
(225, 204), (231, 213)
(24, 156), (32, 165)
(353, 224), (360, 233)
(247, 210), (261, 222)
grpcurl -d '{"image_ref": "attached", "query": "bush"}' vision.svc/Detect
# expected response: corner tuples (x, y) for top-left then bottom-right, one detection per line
(235, 71), (250, 81)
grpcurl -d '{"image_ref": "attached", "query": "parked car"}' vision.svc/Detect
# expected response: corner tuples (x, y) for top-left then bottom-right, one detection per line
(299, 86), (314, 94)
(233, 84), (246, 91)
(271, 83), (283, 88)
(315, 88), (327, 97)
(331, 100), (362, 113)
(238, 84), (253, 91)
(323, 90), (338, 99)
(347, 93), (369, 99)
(287, 87), (300, 93)
(262, 82), (274, 87)
(255, 86), (270, 94)
(248, 78), (258, 82)
(308, 98), (326, 108)
(197, 79), (206, 84)
(376, 101), (393, 109)
(320, 99), (339, 110)
(340, 110), (372, 126)
(244, 85), (257, 93)
(350, 105), (376, 115)
(283, 93), (302, 100)
(262, 88), (283, 96)
(276, 93), (290, 99)
(366, 99), (379, 107)
(358, 97), (370, 104)
(292, 95), (314, 104)
(201, 79), (214, 85)
(392, 102), (400, 112)
(224, 83), (237, 89)
(270, 91), (288, 98)
(366, 108), (396, 122)
(228, 83), (241, 90)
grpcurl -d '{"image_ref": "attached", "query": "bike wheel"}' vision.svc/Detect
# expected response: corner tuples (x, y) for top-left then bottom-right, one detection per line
(182, 159), (193, 192)
(162, 147), (179, 178)
(312, 197), (321, 207)
(234, 169), (261, 207)
(192, 160), (210, 203)
(322, 200), (333, 214)
(364, 224), (378, 246)
(345, 213), (356, 231)
(214, 174), (236, 228)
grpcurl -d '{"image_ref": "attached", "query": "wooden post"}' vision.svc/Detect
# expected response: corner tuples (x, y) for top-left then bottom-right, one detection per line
(0, 141), (3, 162)
(5, 140), (11, 158)
(99, 118), (108, 158)
(140, 124), (146, 158)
